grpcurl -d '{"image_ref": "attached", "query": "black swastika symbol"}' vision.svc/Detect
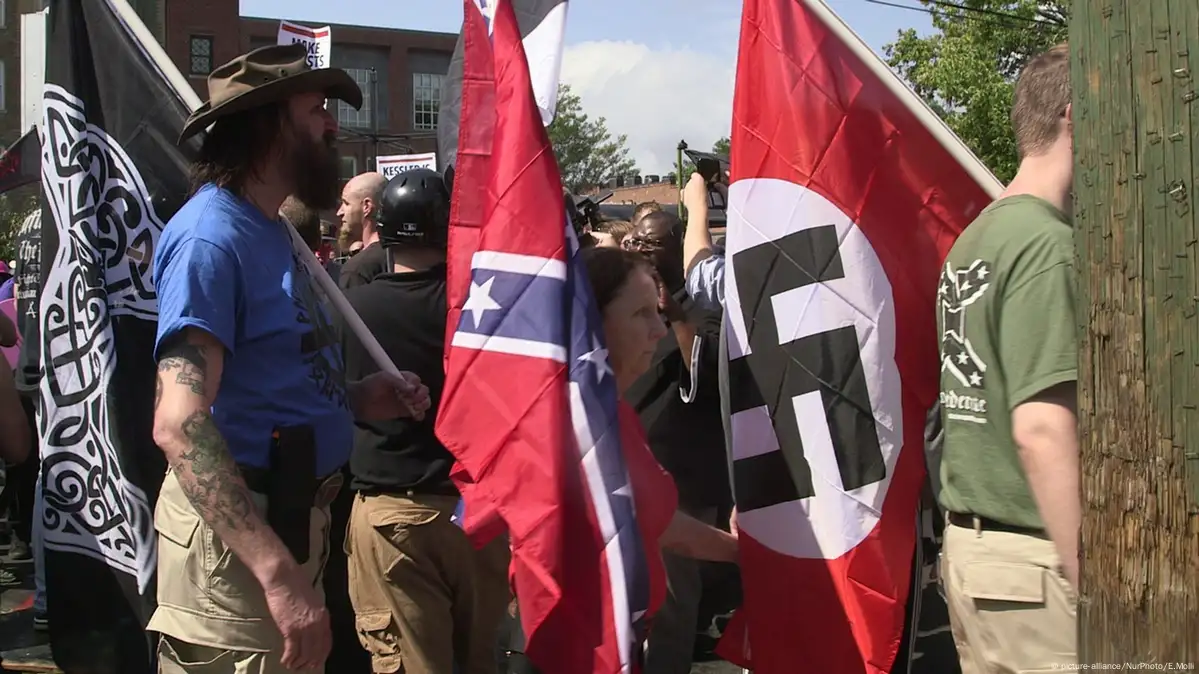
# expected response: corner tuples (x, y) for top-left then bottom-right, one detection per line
(728, 224), (887, 513)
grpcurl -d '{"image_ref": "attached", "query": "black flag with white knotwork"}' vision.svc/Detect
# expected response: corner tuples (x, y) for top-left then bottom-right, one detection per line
(438, 0), (567, 174)
(36, 1), (197, 671)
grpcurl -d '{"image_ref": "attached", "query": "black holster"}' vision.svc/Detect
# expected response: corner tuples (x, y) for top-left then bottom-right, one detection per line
(268, 425), (318, 564)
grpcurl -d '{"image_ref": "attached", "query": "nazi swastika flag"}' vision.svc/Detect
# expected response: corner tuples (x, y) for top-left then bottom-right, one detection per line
(715, 0), (998, 672)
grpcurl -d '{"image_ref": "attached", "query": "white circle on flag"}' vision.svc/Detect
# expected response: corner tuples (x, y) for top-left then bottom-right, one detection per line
(725, 177), (904, 560)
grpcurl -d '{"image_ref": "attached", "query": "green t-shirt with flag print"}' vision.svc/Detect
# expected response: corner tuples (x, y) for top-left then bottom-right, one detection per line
(936, 194), (1077, 531)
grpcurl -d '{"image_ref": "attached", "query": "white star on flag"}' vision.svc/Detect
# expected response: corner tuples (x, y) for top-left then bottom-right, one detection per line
(578, 335), (613, 383)
(464, 276), (502, 328)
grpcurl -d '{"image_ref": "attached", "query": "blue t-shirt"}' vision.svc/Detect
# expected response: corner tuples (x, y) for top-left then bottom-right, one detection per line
(154, 184), (353, 476)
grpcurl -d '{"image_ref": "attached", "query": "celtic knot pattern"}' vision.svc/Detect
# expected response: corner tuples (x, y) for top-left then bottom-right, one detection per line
(37, 84), (160, 594)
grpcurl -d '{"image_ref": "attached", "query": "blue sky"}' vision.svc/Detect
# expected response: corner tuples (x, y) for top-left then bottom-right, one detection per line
(241, 0), (934, 172)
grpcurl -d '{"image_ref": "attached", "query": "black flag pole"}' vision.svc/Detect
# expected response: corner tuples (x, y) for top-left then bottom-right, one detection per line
(36, 1), (201, 671)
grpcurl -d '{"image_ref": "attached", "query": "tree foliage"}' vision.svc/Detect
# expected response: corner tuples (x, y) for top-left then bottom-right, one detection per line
(884, 0), (1068, 183)
(548, 84), (638, 193)
(0, 189), (38, 264)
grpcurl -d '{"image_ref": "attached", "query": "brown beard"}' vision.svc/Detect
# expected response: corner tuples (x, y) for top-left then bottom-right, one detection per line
(284, 126), (341, 210)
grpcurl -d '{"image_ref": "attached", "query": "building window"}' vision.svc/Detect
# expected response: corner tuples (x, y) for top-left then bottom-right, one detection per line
(337, 68), (374, 129)
(189, 36), (214, 76)
(0, 60), (6, 113)
(412, 72), (443, 131)
(0, 1), (7, 30)
(339, 156), (358, 181)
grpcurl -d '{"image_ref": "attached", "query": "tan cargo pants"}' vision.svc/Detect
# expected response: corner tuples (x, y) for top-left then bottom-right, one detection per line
(941, 517), (1077, 673)
(148, 469), (338, 673)
(346, 492), (511, 674)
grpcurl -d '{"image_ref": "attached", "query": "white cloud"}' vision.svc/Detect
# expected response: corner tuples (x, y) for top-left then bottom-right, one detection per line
(560, 40), (735, 175)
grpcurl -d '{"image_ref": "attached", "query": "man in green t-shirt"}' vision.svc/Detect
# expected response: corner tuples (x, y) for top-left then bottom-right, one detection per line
(936, 44), (1079, 673)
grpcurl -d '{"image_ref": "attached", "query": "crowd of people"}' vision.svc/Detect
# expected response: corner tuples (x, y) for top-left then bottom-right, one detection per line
(0, 36), (1083, 674)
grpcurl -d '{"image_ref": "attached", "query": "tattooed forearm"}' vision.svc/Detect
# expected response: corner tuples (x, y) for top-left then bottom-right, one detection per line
(157, 343), (208, 397)
(175, 410), (257, 533)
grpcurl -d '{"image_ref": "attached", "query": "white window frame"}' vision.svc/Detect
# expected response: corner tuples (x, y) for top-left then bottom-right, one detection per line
(189, 35), (214, 77)
(412, 72), (443, 131)
(337, 68), (374, 129)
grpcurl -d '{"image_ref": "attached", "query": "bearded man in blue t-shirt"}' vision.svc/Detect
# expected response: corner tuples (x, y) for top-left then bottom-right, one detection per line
(148, 44), (431, 674)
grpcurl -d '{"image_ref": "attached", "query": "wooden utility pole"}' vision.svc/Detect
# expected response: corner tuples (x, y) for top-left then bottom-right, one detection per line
(1072, 0), (1199, 661)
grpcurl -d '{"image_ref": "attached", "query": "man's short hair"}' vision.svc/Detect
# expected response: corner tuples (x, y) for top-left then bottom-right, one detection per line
(1011, 43), (1070, 160)
(631, 201), (662, 226)
(595, 219), (634, 242)
(280, 196), (322, 252)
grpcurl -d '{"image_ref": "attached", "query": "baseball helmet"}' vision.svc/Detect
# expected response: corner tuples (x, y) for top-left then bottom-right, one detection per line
(376, 168), (451, 248)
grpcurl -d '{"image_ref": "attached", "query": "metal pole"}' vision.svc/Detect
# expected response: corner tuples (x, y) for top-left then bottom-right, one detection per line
(676, 139), (688, 221)
(371, 67), (380, 171)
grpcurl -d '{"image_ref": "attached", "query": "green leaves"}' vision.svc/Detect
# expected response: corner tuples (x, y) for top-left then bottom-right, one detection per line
(547, 84), (639, 193)
(884, 0), (1069, 183)
(0, 190), (38, 264)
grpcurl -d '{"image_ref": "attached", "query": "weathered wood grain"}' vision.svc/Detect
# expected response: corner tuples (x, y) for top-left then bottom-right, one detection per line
(1073, 0), (1199, 660)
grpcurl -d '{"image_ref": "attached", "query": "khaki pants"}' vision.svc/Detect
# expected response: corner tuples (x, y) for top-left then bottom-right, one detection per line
(148, 470), (335, 673)
(941, 518), (1077, 673)
(346, 492), (511, 674)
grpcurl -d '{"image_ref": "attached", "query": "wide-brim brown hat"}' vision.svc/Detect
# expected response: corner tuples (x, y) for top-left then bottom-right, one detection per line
(178, 43), (363, 144)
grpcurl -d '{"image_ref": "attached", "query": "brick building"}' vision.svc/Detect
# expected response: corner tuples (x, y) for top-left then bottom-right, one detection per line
(163, 1), (457, 181)
(586, 175), (681, 205)
(0, 0), (456, 174)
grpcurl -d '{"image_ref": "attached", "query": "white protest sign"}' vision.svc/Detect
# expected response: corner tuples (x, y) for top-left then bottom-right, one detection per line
(376, 153), (438, 180)
(277, 20), (332, 70)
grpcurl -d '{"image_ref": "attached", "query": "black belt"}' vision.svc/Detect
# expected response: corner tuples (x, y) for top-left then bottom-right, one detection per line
(360, 485), (460, 499)
(947, 511), (1044, 536)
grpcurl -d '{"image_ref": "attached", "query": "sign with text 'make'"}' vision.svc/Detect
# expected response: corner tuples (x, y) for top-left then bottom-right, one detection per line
(377, 152), (438, 180)
(277, 20), (331, 69)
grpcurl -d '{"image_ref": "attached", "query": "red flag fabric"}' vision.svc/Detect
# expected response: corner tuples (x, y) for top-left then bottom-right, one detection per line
(715, 1), (995, 672)
(443, 0), (502, 546)
(436, 1), (668, 672)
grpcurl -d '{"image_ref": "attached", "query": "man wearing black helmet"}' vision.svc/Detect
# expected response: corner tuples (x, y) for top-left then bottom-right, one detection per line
(339, 168), (510, 674)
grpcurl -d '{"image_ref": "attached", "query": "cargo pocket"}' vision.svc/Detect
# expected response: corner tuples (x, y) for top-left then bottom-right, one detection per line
(154, 492), (200, 552)
(367, 504), (441, 532)
(961, 560), (1044, 604)
(157, 635), (235, 673)
(153, 492), (203, 605)
(355, 610), (402, 673)
(961, 560), (1076, 672)
(368, 504), (441, 579)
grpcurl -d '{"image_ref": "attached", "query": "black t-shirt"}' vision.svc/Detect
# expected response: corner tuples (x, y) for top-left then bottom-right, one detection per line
(338, 241), (388, 291)
(625, 292), (731, 509)
(340, 263), (455, 494)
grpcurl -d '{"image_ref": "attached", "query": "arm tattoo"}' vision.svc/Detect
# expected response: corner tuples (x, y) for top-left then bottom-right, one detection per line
(157, 343), (208, 397)
(176, 410), (257, 533)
